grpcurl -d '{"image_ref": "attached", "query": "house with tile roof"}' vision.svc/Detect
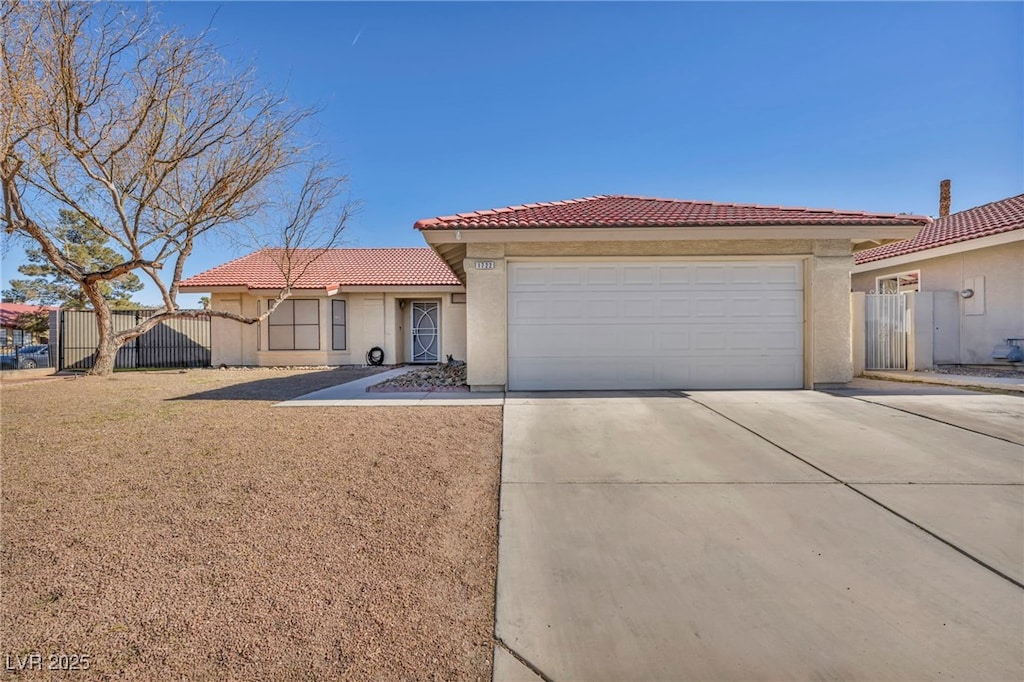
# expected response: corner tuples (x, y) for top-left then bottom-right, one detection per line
(181, 194), (929, 388)
(179, 248), (465, 367)
(0, 302), (59, 350)
(852, 189), (1024, 366)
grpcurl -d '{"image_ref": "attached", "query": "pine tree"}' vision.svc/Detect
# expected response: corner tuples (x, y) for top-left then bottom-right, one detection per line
(3, 210), (143, 309)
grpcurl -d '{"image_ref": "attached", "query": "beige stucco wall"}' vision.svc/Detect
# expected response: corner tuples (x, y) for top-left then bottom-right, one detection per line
(852, 241), (1024, 364)
(811, 242), (856, 383)
(464, 244), (508, 390)
(210, 293), (259, 366)
(208, 289), (466, 367)
(463, 239), (854, 390)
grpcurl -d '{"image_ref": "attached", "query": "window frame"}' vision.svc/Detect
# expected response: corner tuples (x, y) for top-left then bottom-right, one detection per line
(331, 299), (347, 351)
(875, 270), (921, 294)
(267, 298), (321, 351)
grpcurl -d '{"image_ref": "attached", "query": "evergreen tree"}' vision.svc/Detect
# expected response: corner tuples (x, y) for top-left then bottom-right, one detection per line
(3, 210), (143, 309)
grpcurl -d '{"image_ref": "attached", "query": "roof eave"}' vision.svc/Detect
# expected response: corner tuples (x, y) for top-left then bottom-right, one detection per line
(419, 223), (927, 245)
(852, 228), (1024, 272)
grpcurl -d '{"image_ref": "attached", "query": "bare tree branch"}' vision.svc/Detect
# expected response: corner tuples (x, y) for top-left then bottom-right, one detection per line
(1, 1), (352, 374)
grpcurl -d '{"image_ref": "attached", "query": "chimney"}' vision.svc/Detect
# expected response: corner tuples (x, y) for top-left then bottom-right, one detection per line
(939, 179), (951, 217)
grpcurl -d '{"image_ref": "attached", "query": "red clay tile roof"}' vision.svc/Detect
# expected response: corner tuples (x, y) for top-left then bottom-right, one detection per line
(179, 248), (461, 290)
(414, 195), (931, 230)
(855, 194), (1024, 264)
(0, 302), (58, 328)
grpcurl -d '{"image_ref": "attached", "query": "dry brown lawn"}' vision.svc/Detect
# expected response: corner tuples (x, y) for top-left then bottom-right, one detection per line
(1, 368), (503, 680)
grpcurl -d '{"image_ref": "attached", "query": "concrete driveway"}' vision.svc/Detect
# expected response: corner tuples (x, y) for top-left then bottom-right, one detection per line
(494, 385), (1024, 681)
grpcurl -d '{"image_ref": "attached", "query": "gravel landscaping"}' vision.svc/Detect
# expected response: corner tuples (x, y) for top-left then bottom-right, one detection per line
(931, 365), (1024, 379)
(369, 364), (468, 393)
(1, 369), (502, 680)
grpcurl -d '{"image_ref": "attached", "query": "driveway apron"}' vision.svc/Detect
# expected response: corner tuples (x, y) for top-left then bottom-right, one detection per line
(494, 390), (1024, 682)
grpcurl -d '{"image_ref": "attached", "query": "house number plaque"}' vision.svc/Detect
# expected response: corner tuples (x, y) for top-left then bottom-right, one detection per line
(474, 261), (495, 270)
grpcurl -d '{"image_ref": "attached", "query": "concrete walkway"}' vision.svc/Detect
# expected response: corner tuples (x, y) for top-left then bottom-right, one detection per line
(276, 366), (504, 406)
(494, 389), (1024, 681)
(826, 377), (1024, 445)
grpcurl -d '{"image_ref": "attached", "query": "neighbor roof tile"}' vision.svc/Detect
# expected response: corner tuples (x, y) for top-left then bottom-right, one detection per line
(855, 194), (1024, 264)
(179, 248), (461, 290)
(0, 303), (58, 328)
(414, 195), (931, 230)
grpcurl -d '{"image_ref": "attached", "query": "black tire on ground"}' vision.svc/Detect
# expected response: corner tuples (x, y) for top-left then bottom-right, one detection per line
(20, 359), (37, 369)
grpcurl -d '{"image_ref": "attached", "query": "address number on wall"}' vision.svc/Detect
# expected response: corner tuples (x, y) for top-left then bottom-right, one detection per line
(474, 261), (495, 270)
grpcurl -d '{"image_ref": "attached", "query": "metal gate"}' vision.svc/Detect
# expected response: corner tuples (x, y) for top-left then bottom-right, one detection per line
(865, 294), (908, 370)
(55, 309), (211, 371)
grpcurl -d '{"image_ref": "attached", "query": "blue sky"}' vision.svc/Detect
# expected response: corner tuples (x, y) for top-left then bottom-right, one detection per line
(3, 1), (1022, 307)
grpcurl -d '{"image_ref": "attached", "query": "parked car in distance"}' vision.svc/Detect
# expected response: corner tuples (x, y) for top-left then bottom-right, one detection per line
(0, 344), (51, 369)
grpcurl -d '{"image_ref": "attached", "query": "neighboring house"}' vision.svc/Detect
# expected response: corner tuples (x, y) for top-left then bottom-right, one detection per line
(183, 195), (927, 390)
(179, 248), (465, 368)
(852, 193), (1024, 366)
(0, 302), (58, 350)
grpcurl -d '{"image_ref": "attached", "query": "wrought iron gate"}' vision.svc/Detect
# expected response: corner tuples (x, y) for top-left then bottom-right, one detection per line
(56, 309), (211, 371)
(865, 294), (908, 370)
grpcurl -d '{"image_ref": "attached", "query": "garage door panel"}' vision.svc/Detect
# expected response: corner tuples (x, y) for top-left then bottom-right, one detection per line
(509, 298), (548, 320)
(584, 299), (621, 318)
(695, 298), (729, 317)
(509, 357), (682, 391)
(693, 330), (727, 350)
(690, 358), (803, 390)
(549, 266), (584, 286)
(511, 324), (667, 355)
(511, 325), (801, 358)
(622, 266), (656, 285)
(658, 299), (691, 317)
(658, 332), (691, 351)
(762, 263), (803, 286)
(694, 265), (729, 284)
(508, 261), (804, 390)
(623, 299), (656, 318)
(730, 329), (802, 351)
(548, 298), (584, 319)
(763, 296), (803, 317)
(509, 356), (803, 390)
(657, 265), (693, 285)
(509, 264), (548, 288)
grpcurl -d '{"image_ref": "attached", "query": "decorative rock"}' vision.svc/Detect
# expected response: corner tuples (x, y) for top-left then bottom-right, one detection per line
(369, 365), (469, 392)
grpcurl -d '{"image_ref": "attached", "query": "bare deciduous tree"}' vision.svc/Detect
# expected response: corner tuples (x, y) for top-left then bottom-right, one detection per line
(1, 1), (351, 374)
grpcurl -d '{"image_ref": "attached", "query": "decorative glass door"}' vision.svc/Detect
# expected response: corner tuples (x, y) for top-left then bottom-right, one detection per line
(411, 302), (440, 363)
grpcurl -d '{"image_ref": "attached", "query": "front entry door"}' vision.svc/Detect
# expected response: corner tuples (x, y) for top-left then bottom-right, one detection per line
(411, 301), (440, 363)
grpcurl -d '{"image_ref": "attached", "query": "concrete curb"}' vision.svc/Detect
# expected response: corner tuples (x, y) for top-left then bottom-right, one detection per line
(863, 370), (1024, 394)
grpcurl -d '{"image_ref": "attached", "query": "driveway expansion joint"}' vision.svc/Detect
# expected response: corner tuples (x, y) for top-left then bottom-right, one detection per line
(839, 393), (1024, 446)
(848, 484), (1024, 590)
(494, 637), (555, 682)
(686, 395), (1024, 591)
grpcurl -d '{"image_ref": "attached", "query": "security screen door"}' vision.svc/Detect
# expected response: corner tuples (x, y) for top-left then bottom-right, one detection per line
(411, 301), (440, 363)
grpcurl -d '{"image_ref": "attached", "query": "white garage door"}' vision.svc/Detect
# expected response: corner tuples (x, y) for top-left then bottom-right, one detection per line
(507, 261), (804, 390)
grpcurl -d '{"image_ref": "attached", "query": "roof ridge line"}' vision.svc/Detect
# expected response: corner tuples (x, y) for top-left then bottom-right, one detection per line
(432, 195), (611, 222)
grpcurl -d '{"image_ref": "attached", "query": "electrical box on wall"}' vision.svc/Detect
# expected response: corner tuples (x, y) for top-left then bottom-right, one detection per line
(962, 276), (985, 315)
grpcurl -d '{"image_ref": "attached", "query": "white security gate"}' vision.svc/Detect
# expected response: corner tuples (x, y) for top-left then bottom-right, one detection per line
(865, 294), (908, 370)
(411, 301), (440, 363)
(507, 261), (805, 390)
